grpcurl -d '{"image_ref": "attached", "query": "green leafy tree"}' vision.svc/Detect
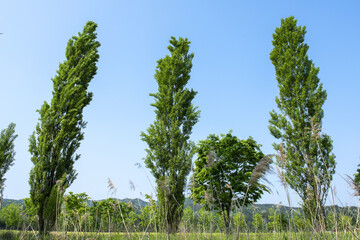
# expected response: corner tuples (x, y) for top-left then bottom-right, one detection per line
(90, 198), (132, 232)
(292, 210), (310, 231)
(338, 213), (352, 232)
(24, 198), (37, 224)
(144, 194), (158, 232)
(252, 213), (264, 232)
(126, 211), (139, 232)
(268, 16), (336, 231)
(191, 133), (268, 233)
(215, 212), (225, 233)
(138, 205), (156, 232)
(197, 208), (214, 233)
(28, 21), (100, 234)
(63, 192), (90, 230)
(64, 192), (89, 216)
(233, 212), (246, 232)
(181, 206), (194, 232)
(0, 123), (17, 207)
(141, 36), (200, 233)
(0, 203), (23, 229)
(267, 208), (288, 232)
(326, 210), (337, 231)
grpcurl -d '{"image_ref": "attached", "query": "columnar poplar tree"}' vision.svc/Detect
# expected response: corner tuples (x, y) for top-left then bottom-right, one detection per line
(29, 21), (100, 234)
(269, 16), (336, 231)
(141, 36), (200, 233)
(0, 123), (17, 207)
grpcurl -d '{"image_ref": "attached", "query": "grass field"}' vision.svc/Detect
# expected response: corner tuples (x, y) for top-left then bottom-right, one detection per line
(0, 230), (358, 240)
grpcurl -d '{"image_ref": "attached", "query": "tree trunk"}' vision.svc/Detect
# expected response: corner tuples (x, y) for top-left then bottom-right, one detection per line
(38, 210), (45, 236)
(222, 207), (231, 234)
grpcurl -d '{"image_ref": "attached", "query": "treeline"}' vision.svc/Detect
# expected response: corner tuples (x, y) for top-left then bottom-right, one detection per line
(0, 196), (357, 234)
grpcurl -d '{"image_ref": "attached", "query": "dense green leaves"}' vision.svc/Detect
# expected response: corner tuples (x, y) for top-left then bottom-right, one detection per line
(0, 203), (23, 229)
(0, 123), (17, 205)
(90, 198), (132, 232)
(64, 192), (90, 222)
(191, 133), (267, 232)
(141, 36), (200, 233)
(267, 208), (288, 232)
(28, 21), (100, 234)
(269, 16), (336, 230)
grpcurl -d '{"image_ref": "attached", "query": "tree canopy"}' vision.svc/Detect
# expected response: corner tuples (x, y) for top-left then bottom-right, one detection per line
(191, 133), (268, 232)
(268, 16), (336, 230)
(28, 21), (100, 234)
(141, 36), (200, 233)
(0, 123), (17, 207)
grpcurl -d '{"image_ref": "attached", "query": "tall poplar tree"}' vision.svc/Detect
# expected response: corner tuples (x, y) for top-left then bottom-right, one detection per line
(269, 16), (336, 231)
(141, 36), (200, 233)
(0, 123), (17, 207)
(28, 21), (100, 234)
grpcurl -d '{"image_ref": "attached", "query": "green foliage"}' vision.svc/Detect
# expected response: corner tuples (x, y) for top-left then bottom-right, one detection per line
(28, 21), (100, 234)
(269, 16), (336, 230)
(181, 206), (194, 232)
(233, 212), (246, 232)
(252, 213), (264, 232)
(64, 192), (90, 217)
(0, 203), (23, 229)
(267, 208), (288, 232)
(138, 205), (157, 232)
(338, 213), (352, 231)
(293, 210), (310, 231)
(141, 36), (200, 233)
(197, 208), (216, 233)
(0, 123), (17, 204)
(191, 133), (266, 232)
(63, 192), (90, 230)
(90, 198), (132, 232)
(24, 198), (37, 219)
(326, 210), (337, 231)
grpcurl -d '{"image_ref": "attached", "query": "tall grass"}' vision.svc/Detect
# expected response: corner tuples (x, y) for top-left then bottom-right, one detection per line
(0, 163), (359, 239)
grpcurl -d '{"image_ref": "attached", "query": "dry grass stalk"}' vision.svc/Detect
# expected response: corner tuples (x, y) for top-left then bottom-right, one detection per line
(276, 143), (286, 168)
(158, 177), (170, 195)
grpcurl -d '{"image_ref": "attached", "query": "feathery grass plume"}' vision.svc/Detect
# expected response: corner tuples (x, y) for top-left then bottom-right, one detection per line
(204, 190), (213, 206)
(345, 175), (360, 196)
(158, 177), (171, 196)
(129, 180), (135, 192)
(275, 166), (287, 189)
(236, 154), (273, 240)
(107, 178), (116, 196)
(207, 150), (216, 167)
(276, 143), (286, 168)
(311, 122), (321, 140)
(248, 154), (274, 187)
(275, 166), (291, 207)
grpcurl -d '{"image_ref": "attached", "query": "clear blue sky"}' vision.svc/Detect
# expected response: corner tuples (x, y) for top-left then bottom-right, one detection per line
(1, 1), (359, 208)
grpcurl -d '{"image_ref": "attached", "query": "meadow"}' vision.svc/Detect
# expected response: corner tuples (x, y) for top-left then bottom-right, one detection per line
(0, 191), (359, 240)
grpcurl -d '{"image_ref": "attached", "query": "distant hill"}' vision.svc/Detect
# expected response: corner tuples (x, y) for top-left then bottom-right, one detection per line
(1, 199), (24, 208)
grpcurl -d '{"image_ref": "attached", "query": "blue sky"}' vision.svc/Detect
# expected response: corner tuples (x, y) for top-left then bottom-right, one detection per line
(1, 1), (359, 207)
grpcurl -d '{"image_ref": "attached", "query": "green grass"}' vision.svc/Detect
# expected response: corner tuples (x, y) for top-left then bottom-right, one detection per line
(0, 230), (358, 240)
